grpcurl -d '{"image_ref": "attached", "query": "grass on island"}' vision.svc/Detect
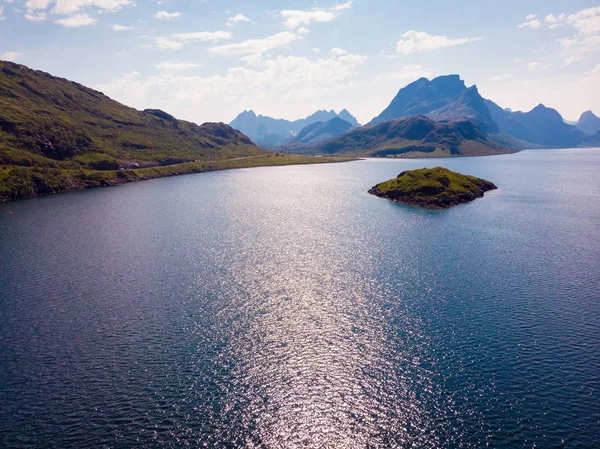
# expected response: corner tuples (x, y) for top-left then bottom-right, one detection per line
(369, 166), (497, 208)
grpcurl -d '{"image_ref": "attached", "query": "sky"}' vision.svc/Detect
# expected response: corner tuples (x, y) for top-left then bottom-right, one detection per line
(1, 0), (599, 124)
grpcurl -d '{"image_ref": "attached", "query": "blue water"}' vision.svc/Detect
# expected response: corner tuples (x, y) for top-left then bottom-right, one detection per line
(1, 149), (599, 448)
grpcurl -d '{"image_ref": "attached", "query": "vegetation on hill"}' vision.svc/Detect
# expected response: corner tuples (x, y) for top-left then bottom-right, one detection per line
(300, 116), (511, 157)
(0, 60), (268, 166)
(368, 166), (497, 209)
(0, 60), (354, 201)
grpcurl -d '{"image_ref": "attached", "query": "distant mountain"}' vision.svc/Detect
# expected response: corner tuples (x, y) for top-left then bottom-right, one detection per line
(230, 109), (360, 148)
(485, 101), (583, 148)
(576, 110), (600, 135)
(582, 130), (600, 147)
(228, 110), (294, 148)
(338, 109), (360, 127)
(293, 117), (353, 144)
(369, 75), (498, 132)
(291, 116), (509, 158)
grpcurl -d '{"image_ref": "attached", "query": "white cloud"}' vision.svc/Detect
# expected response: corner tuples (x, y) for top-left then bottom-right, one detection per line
(587, 62), (600, 77)
(0, 6), (4, 21)
(155, 61), (202, 72)
(527, 62), (540, 71)
(558, 34), (600, 54)
(560, 56), (582, 67)
(53, 0), (133, 15)
(395, 30), (482, 55)
(154, 10), (180, 19)
(240, 53), (263, 66)
(55, 13), (96, 27)
(518, 18), (542, 29)
(330, 47), (347, 56)
(489, 73), (514, 81)
(171, 31), (232, 43)
(153, 31), (232, 50)
(565, 7), (600, 35)
(545, 13), (566, 23)
(25, 11), (47, 21)
(280, 1), (351, 29)
(526, 14), (537, 20)
(524, 7), (600, 53)
(209, 31), (300, 56)
(1, 51), (21, 61)
(96, 52), (367, 124)
(112, 24), (134, 30)
(154, 37), (184, 50)
(373, 64), (435, 83)
(25, 0), (53, 10)
(226, 13), (250, 27)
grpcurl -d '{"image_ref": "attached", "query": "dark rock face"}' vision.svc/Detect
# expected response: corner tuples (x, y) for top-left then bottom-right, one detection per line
(199, 122), (254, 145)
(144, 109), (177, 122)
(32, 176), (52, 194)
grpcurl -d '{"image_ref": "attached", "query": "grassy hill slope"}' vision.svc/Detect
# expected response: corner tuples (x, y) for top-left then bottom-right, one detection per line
(0, 61), (356, 200)
(306, 116), (511, 157)
(0, 60), (267, 168)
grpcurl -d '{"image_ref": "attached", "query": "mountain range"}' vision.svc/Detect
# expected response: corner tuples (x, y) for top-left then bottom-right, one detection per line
(292, 116), (509, 157)
(2, 59), (598, 202)
(369, 75), (498, 133)
(229, 109), (360, 148)
(247, 74), (597, 156)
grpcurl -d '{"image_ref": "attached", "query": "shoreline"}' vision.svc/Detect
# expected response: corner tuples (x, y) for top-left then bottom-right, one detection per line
(0, 154), (358, 203)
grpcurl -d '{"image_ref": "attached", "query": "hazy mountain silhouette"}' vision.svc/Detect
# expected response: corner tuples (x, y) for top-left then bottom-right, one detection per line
(230, 109), (360, 148)
(485, 101), (583, 147)
(576, 110), (600, 135)
(292, 117), (354, 145)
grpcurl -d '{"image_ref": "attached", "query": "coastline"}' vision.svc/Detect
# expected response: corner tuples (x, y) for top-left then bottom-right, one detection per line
(0, 154), (358, 203)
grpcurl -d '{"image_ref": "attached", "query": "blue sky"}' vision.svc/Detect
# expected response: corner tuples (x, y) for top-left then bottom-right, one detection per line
(1, 0), (599, 124)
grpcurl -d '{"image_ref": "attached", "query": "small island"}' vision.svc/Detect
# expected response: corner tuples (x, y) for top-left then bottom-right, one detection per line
(368, 167), (497, 209)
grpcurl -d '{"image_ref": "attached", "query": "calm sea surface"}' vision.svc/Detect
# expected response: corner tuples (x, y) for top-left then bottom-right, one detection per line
(1, 149), (599, 448)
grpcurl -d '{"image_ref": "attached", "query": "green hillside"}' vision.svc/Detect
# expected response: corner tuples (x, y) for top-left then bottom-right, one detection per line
(309, 116), (511, 157)
(0, 60), (267, 166)
(0, 61), (356, 200)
